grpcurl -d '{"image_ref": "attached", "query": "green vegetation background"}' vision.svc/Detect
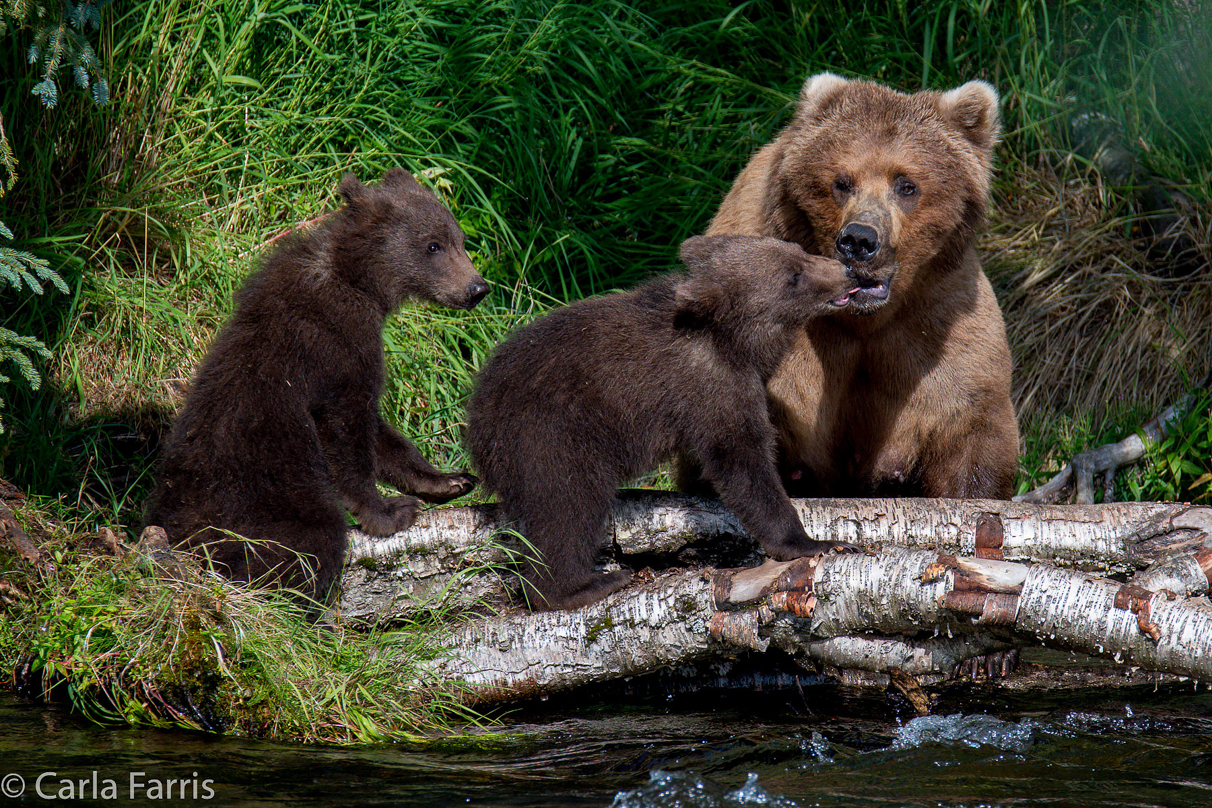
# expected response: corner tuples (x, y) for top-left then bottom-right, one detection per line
(0, 0), (1209, 742)
(3, 0), (1211, 525)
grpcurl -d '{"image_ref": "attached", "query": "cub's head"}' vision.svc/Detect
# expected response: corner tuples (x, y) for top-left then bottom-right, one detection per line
(675, 235), (855, 342)
(335, 169), (489, 311)
(771, 73), (999, 315)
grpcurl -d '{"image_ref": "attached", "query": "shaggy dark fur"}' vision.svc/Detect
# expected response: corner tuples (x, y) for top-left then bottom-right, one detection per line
(467, 235), (858, 611)
(144, 169), (488, 604)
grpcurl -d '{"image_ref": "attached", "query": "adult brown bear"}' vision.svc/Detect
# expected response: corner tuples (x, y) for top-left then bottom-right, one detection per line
(144, 169), (487, 605)
(690, 73), (1018, 499)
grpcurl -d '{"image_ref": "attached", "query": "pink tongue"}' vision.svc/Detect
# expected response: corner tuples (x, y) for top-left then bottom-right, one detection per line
(833, 287), (862, 306)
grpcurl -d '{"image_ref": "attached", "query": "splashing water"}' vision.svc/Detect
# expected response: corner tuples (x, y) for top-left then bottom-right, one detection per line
(891, 713), (1040, 752)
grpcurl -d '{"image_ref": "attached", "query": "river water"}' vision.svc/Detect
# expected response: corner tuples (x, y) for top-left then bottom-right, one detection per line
(3, 674), (1212, 807)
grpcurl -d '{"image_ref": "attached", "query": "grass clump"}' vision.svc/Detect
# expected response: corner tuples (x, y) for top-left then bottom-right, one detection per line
(0, 497), (474, 743)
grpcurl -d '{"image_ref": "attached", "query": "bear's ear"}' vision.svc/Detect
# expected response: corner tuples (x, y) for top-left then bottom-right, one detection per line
(939, 80), (1000, 151)
(338, 173), (369, 207)
(674, 275), (730, 326)
(677, 235), (717, 269)
(797, 72), (849, 121)
(381, 167), (423, 194)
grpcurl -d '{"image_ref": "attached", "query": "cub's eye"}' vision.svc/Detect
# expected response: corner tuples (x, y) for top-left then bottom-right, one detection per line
(832, 177), (852, 195)
(427, 242), (442, 254)
(790, 271), (802, 287)
(895, 176), (917, 197)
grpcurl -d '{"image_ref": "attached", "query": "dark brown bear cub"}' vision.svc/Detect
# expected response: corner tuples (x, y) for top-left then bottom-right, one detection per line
(144, 169), (488, 604)
(467, 235), (857, 611)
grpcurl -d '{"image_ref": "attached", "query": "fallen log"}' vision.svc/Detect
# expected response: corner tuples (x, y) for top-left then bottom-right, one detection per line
(422, 544), (1212, 705)
(341, 492), (1212, 623)
(429, 569), (717, 702)
(1017, 371), (1212, 506)
(353, 493), (1212, 704)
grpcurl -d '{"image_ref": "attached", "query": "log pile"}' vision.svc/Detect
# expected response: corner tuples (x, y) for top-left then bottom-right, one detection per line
(339, 492), (1212, 705)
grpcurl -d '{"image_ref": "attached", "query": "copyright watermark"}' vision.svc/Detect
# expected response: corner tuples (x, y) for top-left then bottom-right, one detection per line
(2, 773), (24, 798)
(1, 772), (216, 800)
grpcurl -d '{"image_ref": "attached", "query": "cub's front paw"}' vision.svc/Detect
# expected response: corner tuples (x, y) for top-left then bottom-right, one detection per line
(353, 495), (422, 536)
(416, 472), (478, 504)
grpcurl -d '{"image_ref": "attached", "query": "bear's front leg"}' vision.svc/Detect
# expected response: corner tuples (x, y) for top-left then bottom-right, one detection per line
(920, 405), (1018, 500)
(315, 403), (423, 535)
(700, 429), (857, 560)
(375, 419), (478, 503)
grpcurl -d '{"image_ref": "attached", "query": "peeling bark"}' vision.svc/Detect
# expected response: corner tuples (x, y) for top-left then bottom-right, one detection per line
(360, 494), (1212, 704)
(429, 569), (717, 704)
(341, 493), (1212, 622)
(410, 547), (1212, 703)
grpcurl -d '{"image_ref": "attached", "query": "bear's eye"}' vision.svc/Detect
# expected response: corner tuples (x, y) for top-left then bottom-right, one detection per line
(895, 176), (917, 197)
(427, 242), (442, 254)
(832, 177), (852, 196)
(790, 271), (802, 287)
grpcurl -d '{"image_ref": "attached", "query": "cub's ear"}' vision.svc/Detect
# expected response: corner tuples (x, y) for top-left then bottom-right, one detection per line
(381, 167), (423, 193)
(678, 235), (717, 269)
(674, 274), (729, 326)
(797, 72), (849, 121)
(338, 173), (369, 207)
(939, 80), (1000, 151)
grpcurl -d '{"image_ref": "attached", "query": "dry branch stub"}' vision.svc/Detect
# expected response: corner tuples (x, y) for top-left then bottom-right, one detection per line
(1131, 548), (1212, 596)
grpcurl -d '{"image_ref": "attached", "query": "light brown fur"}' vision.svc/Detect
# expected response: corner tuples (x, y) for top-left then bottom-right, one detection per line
(698, 73), (1018, 498)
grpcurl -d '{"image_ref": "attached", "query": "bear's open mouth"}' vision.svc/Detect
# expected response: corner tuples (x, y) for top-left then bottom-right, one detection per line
(842, 268), (894, 309)
(853, 280), (890, 301)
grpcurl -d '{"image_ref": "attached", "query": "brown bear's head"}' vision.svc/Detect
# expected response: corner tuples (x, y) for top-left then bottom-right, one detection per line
(335, 168), (490, 312)
(770, 73), (999, 316)
(675, 235), (855, 368)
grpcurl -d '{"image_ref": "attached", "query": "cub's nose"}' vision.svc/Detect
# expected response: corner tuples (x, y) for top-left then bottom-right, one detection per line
(466, 280), (490, 308)
(836, 223), (880, 263)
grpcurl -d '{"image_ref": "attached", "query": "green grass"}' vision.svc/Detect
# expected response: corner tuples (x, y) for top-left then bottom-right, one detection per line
(0, 498), (484, 743)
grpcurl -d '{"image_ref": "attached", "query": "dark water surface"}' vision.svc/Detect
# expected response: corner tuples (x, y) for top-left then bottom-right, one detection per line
(3, 679), (1212, 807)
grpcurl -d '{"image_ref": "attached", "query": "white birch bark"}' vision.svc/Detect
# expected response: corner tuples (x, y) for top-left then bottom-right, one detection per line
(1131, 551), (1212, 596)
(429, 569), (716, 704)
(355, 494), (1212, 702)
(408, 543), (1212, 703)
(784, 635), (1015, 681)
(340, 494), (1212, 622)
(1016, 565), (1212, 677)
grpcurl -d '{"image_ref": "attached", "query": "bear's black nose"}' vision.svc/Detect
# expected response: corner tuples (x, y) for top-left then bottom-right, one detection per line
(466, 280), (490, 308)
(836, 223), (881, 263)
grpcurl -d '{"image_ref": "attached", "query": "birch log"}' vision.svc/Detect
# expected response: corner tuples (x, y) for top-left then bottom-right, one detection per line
(422, 545), (1212, 704)
(431, 569), (717, 703)
(341, 493), (1212, 623)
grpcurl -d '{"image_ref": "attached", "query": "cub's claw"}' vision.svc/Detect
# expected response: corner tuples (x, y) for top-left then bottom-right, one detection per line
(765, 538), (860, 561)
(415, 472), (478, 504)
